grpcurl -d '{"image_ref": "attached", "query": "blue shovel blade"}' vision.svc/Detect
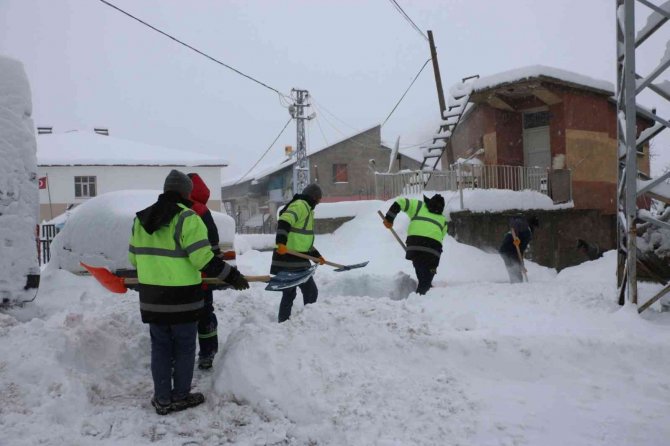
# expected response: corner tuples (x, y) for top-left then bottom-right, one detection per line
(265, 265), (318, 291)
(333, 261), (369, 272)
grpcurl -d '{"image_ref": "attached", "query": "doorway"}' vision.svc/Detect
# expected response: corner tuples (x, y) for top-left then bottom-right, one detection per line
(522, 110), (551, 168)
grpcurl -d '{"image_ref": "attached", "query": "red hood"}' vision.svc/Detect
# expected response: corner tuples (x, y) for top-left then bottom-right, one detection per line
(188, 173), (210, 205)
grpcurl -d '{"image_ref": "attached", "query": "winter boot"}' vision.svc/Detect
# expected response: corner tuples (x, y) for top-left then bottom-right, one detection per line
(197, 354), (215, 370)
(151, 398), (173, 416)
(171, 392), (205, 412)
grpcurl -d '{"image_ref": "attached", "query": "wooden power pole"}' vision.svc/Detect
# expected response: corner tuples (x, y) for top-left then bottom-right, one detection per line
(427, 30), (454, 166)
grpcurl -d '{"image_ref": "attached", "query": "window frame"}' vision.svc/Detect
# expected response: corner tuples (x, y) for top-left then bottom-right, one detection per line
(332, 163), (349, 184)
(74, 175), (97, 198)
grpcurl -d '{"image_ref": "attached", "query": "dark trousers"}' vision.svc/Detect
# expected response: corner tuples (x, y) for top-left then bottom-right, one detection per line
(413, 262), (436, 295)
(501, 254), (523, 283)
(278, 277), (318, 323)
(197, 290), (218, 358)
(149, 322), (197, 404)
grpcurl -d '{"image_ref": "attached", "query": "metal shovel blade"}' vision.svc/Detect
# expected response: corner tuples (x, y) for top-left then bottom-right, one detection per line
(265, 265), (318, 291)
(333, 261), (369, 272)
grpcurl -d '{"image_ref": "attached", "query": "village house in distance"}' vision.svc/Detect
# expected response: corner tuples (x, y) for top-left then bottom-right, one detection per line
(221, 125), (422, 233)
(36, 128), (227, 222)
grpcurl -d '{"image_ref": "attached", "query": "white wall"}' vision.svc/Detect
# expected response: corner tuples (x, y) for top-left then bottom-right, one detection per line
(38, 165), (223, 213)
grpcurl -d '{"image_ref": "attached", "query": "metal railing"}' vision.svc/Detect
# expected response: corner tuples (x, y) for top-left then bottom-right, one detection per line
(374, 164), (562, 202)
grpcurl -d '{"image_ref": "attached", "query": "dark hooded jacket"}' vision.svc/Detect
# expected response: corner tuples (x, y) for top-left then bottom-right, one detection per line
(499, 216), (535, 259)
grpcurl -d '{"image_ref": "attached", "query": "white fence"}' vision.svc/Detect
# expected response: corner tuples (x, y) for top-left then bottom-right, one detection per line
(374, 164), (564, 202)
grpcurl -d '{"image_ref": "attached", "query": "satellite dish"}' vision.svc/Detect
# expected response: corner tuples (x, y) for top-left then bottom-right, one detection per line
(387, 136), (400, 173)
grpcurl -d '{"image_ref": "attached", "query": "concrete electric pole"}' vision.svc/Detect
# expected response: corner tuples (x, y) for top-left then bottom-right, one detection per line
(289, 89), (314, 195)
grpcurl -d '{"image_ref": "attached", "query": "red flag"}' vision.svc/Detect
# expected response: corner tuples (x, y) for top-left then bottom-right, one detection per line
(38, 177), (47, 189)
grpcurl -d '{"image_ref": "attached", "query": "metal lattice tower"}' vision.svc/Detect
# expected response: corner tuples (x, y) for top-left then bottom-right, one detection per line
(616, 0), (670, 307)
(290, 89), (311, 194)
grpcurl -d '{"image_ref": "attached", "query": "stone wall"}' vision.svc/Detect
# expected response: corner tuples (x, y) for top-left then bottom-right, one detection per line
(449, 208), (616, 271)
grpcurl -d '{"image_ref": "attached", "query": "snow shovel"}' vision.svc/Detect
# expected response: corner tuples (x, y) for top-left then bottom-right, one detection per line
(282, 249), (369, 272)
(80, 262), (317, 293)
(510, 229), (528, 282)
(377, 210), (407, 251)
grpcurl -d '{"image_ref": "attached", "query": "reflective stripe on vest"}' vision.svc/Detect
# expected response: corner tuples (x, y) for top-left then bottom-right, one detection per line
(281, 199), (315, 253)
(129, 204), (213, 286)
(407, 200), (447, 244)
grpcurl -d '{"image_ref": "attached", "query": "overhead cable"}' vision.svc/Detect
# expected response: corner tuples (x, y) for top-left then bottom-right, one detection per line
(387, 0), (429, 41)
(234, 118), (293, 185)
(98, 0), (287, 98)
(381, 58), (431, 126)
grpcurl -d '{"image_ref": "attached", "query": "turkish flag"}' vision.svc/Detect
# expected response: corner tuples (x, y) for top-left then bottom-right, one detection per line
(38, 177), (47, 189)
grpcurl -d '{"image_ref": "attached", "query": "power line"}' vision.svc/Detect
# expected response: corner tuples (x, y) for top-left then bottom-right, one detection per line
(234, 118), (292, 185)
(387, 0), (428, 41)
(98, 0), (287, 98)
(381, 58), (431, 126)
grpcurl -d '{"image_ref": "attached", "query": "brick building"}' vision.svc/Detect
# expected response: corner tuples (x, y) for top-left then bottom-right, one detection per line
(442, 66), (654, 214)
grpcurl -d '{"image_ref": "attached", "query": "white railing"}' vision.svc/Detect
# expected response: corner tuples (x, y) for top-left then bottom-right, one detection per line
(374, 164), (564, 202)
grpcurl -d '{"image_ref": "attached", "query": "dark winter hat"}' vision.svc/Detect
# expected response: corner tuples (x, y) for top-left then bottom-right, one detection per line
(302, 183), (323, 202)
(163, 169), (193, 198)
(425, 193), (445, 214)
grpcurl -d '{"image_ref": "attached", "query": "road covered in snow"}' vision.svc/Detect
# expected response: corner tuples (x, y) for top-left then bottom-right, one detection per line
(1, 202), (670, 446)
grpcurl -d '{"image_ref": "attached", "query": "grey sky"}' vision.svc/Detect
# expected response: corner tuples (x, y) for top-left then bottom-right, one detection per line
(1, 0), (668, 177)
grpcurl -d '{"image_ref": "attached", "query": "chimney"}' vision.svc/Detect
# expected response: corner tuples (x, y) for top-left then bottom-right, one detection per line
(37, 126), (53, 135)
(94, 128), (109, 136)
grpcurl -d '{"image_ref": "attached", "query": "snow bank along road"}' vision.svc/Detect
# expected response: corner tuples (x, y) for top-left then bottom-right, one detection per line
(1, 209), (669, 445)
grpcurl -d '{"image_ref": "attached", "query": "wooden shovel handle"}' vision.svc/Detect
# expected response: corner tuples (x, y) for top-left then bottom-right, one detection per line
(377, 210), (407, 251)
(123, 275), (271, 285)
(283, 248), (345, 269)
(510, 228), (528, 282)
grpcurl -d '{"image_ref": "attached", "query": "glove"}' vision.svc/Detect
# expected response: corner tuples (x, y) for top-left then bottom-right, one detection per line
(383, 219), (393, 229)
(230, 274), (249, 291)
(221, 266), (249, 290)
(318, 256), (326, 265)
(277, 243), (288, 255)
(512, 238), (521, 247)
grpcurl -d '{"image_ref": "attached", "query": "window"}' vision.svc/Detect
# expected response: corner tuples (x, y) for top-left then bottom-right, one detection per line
(332, 164), (348, 183)
(523, 111), (551, 129)
(74, 176), (96, 198)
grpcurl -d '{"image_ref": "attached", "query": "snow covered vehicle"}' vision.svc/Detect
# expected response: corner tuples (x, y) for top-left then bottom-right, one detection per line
(46, 190), (235, 274)
(0, 55), (40, 305)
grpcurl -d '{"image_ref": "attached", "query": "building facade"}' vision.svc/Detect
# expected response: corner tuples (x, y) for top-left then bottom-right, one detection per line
(37, 130), (227, 221)
(442, 67), (653, 214)
(222, 125), (421, 232)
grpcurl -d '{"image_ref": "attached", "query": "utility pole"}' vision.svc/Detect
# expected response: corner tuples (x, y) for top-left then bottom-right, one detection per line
(427, 30), (454, 166)
(289, 89), (313, 194)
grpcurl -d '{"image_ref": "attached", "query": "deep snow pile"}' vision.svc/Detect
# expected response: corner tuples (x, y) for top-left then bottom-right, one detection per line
(1, 201), (669, 446)
(46, 190), (235, 273)
(0, 55), (39, 304)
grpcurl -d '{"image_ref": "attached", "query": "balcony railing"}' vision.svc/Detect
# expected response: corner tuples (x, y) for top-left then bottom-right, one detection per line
(374, 164), (571, 204)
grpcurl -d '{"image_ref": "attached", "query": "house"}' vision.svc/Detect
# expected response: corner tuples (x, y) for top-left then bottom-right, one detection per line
(221, 125), (421, 232)
(440, 66), (654, 214)
(36, 129), (227, 221)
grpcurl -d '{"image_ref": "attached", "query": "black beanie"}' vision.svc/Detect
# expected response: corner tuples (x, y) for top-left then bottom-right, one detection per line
(164, 169), (193, 198)
(302, 183), (323, 201)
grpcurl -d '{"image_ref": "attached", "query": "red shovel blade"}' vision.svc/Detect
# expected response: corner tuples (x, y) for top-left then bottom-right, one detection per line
(80, 262), (128, 293)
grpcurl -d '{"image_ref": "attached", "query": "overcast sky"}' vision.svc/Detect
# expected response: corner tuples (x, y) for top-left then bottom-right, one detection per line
(1, 0), (669, 178)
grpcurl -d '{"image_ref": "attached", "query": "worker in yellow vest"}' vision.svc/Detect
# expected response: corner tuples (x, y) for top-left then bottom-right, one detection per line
(383, 194), (448, 294)
(129, 170), (248, 415)
(272, 183), (326, 322)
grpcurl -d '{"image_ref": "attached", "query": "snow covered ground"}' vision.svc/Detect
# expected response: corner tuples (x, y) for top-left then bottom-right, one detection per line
(2, 202), (669, 446)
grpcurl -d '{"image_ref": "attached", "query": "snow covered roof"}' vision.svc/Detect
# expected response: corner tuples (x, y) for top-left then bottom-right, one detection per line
(37, 130), (228, 167)
(471, 65), (614, 96)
